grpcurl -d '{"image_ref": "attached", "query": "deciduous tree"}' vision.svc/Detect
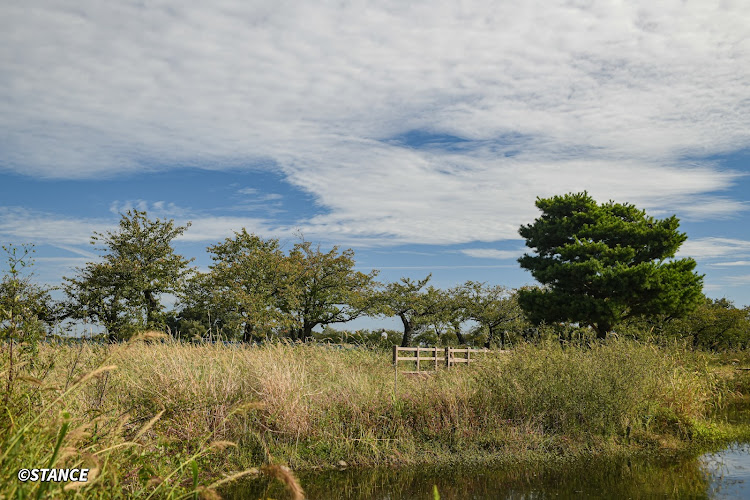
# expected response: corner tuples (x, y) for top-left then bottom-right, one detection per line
(202, 230), (290, 341)
(1, 244), (53, 403)
(282, 241), (378, 341)
(377, 275), (448, 347)
(673, 297), (750, 350)
(459, 282), (524, 348)
(64, 210), (193, 339)
(1, 244), (53, 344)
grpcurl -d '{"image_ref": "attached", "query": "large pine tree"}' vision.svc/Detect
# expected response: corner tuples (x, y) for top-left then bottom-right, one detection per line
(517, 192), (703, 339)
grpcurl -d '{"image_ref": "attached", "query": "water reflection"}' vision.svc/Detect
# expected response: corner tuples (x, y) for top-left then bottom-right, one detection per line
(703, 443), (750, 499)
(224, 396), (750, 498)
(223, 451), (740, 499)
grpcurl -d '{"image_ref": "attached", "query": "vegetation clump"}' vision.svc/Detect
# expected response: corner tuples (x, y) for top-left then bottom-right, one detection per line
(2, 338), (745, 497)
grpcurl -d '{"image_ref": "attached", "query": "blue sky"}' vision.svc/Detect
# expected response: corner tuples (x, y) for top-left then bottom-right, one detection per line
(1, 1), (750, 331)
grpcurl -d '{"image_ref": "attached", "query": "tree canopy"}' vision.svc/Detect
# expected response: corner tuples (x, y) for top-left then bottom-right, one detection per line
(64, 210), (193, 339)
(517, 192), (703, 339)
(459, 282), (524, 348)
(202, 230), (290, 341)
(377, 275), (450, 347)
(1, 244), (53, 344)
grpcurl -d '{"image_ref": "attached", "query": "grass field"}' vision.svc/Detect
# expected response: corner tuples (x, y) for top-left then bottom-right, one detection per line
(2, 337), (748, 498)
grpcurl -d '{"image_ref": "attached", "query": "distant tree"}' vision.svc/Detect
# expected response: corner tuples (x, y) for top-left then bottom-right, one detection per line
(673, 297), (750, 350)
(518, 192), (703, 339)
(377, 275), (449, 347)
(170, 271), (223, 340)
(281, 241), (378, 341)
(64, 210), (193, 340)
(1, 244), (53, 402)
(0, 244), (53, 344)
(425, 286), (468, 345)
(200, 230), (290, 341)
(459, 282), (525, 348)
(63, 259), (142, 339)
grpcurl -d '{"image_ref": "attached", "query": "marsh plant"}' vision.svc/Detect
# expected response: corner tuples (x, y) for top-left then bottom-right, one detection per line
(0, 334), (304, 499)
(1, 335), (739, 498)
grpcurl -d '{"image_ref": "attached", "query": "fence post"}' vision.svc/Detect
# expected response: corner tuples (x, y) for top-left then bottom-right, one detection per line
(434, 346), (438, 370)
(416, 347), (420, 373)
(445, 346), (450, 367)
(393, 345), (398, 396)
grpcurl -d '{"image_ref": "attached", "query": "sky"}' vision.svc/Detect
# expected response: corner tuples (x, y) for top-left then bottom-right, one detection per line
(1, 0), (750, 332)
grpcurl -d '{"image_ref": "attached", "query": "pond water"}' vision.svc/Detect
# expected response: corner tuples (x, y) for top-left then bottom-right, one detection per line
(222, 445), (750, 500)
(224, 400), (750, 499)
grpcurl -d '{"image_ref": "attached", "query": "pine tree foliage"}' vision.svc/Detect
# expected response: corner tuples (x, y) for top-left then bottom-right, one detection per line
(518, 192), (703, 338)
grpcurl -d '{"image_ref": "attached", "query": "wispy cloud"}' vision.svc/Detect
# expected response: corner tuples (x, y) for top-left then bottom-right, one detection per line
(177, 216), (282, 242)
(109, 200), (190, 218)
(52, 244), (99, 260)
(460, 248), (524, 260)
(1, 1), (749, 246)
(679, 238), (750, 260)
(0, 206), (287, 249)
(724, 275), (750, 286)
(0, 207), (110, 246)
(359, 265), (518, 270)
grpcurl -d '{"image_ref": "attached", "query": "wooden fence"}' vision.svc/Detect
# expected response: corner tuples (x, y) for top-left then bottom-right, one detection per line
(391, 345), (502, 393)
(392, 346), (492, 373)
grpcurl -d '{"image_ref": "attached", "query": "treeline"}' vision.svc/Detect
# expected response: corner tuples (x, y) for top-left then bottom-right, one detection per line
(2, 210), (749, 350)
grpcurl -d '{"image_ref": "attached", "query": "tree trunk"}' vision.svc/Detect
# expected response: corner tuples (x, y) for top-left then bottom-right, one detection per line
(288, 328), (299, 342)
(144, 289), (159, 326)
(455, 330), (466, 345)
(399, 313), (412, 347)
(451, 320), (466, 344)
(303, 322), (315, 342)
(594, 322), (609, 340)
(243, 322), (254, 343)
(484, 326), (494, 349)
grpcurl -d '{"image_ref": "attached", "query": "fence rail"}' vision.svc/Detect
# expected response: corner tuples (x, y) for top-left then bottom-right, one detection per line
(391, 345), (505, 393)
(392, 346), (506, 373)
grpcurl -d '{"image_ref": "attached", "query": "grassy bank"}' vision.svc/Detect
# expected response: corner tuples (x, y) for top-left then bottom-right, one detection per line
(2, 338), (749, 498)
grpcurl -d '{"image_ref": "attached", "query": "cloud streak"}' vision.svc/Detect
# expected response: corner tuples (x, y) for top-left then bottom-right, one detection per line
(2, 0), (750, 246)
(459, 248), (524, 260)
(679, 237), (750, 260)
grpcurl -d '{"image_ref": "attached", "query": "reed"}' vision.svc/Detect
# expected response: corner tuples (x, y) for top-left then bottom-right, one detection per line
(0, 337), (741, 497)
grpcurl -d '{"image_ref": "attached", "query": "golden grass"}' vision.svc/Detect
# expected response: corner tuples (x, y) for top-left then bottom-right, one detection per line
(0, 338), (736, 498)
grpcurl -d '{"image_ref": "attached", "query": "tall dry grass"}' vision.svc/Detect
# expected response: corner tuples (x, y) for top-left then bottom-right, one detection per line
(0, 337), (731, 497)
(0, 337), (303, 498)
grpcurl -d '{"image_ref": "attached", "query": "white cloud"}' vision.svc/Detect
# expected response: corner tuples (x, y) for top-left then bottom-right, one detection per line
(710, 261), (750, 267)
(0, 207), (110, 246)
(109, 200), (190, 218)
(725, 274), (750, 286)
(52, 244), (99, 259)
(0, 207), (287, 252)
(362, 265), (517, 270)
(460, 248), (524, 260)
(679, 237), (750, 260)
(1, 1), (750, 245)
(177, 216), (281, 242)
